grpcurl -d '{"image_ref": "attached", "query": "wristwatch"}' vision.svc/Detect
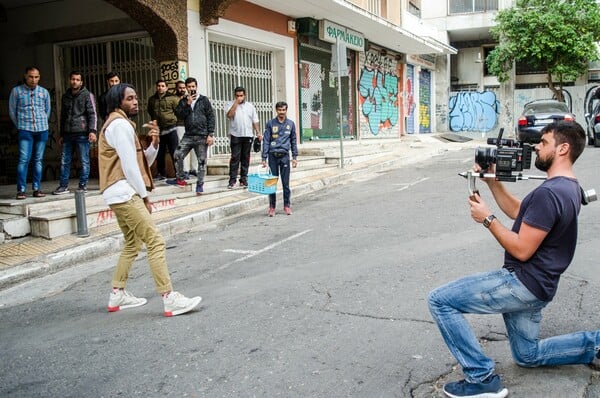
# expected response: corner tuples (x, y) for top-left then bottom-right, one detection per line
(483, 214), (496, 228)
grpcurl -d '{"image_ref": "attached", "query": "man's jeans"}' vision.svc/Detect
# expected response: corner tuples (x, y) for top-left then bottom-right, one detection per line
(229, 136), (253, 184)
(59, 135), (90, 187)
(157, 129), (179, 177)
(428, 269), (600, 383)
(17, 129), (48, 193)
(176, 126), (197, 172)
(174, 135), (208, 184)
(267, 152), (291, 208)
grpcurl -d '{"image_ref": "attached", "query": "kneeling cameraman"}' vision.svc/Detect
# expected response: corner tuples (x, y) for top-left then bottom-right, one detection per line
(428, 121), (599, 398)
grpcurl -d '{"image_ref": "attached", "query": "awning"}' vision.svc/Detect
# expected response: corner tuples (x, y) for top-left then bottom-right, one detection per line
(246, 0), (456, 55)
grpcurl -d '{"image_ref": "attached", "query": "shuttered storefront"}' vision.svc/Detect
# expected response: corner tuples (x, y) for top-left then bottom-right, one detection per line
(55, 34), (159, 179)
(209, 42), (274, 155)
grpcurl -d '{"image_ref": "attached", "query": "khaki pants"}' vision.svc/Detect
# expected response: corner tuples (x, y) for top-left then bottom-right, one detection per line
(110, 195), (172, 294)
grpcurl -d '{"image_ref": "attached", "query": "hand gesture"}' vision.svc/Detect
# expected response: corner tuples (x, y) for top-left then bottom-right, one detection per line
(143, 120), (160, 148)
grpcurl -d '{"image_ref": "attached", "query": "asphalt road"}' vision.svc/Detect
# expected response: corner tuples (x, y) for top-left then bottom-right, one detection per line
(2, 145), (600, 397)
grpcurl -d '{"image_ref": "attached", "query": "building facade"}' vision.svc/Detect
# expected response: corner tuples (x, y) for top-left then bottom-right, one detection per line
(0, 0), (456, 185)
(421, 0), (600, 139)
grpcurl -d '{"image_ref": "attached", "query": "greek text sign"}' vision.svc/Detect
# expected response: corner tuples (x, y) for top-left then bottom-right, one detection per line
(319, 20), (365, 52)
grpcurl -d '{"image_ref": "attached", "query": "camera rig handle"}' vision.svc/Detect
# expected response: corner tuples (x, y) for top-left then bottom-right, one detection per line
(458, 171), (546, 197)
(458, 171), (597, 205)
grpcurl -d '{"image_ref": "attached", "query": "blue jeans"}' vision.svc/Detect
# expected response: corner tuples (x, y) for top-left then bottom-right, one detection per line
(59, 135), (90, 187)
(17, 129), (48, 193)
(428, 269), (600, 383)
(267, 152), (291, 208)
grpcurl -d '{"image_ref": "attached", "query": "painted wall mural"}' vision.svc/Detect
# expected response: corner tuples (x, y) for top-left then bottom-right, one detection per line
(358, 50), (399, 137)
(405, 65), (415, 134)
(419, 69), (431, 133)
(448, 91), (499, 132)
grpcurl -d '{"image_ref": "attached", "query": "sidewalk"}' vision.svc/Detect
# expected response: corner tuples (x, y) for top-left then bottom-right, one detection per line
(0, 133), (480, 291)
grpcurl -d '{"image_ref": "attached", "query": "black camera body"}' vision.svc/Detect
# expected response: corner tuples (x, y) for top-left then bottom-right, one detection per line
(475, 128), (533, 182)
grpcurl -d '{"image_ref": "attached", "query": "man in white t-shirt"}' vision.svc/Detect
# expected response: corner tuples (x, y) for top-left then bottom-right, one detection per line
(225, 86), (261, 189)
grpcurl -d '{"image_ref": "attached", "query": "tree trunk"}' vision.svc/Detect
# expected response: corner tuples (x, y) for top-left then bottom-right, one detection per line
(547, 72), (564, 102)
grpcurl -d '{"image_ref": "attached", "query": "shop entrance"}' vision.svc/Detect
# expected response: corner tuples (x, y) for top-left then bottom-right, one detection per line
(208, 41), (275, 155)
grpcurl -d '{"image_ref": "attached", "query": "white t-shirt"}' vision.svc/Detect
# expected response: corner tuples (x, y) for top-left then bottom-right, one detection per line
(226, 100), (259, 138)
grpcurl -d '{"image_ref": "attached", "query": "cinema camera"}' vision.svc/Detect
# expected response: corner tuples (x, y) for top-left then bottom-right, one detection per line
(474, 128), (532, 182)
(459, 128), (597, 204)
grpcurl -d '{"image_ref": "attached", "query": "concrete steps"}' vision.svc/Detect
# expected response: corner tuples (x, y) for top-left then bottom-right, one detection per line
(0, 141), (396, 241)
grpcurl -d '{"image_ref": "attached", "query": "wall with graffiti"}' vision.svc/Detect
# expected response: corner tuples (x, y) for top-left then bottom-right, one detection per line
(358, 50), (400, 138)
(405, 65), (416, 134)
(448, 85), (595, 137)
(419, 69), (432, 133)
(448, 91), (500, 133)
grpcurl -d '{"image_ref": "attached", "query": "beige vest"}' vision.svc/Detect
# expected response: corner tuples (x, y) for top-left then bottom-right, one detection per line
(98, 109), (154, 193)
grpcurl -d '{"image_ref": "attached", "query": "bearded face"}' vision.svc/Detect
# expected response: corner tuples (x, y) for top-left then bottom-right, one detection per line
(534, 150), (554, 172)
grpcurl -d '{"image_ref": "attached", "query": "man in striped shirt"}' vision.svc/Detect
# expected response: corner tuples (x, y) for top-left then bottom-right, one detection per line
(8, 66), (51, 200)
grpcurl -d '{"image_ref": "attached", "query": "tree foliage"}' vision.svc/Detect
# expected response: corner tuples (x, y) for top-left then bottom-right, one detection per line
(487, 0), (600, 101)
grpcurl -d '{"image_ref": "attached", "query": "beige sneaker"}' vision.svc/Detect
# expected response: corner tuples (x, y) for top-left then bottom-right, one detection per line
(108, 289), (148, 312)
(163, 291), (202, 317)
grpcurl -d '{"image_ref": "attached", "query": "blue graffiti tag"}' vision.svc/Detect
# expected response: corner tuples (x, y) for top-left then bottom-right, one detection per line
(359, 68), (399, 135)
(448, 91), (499, 132)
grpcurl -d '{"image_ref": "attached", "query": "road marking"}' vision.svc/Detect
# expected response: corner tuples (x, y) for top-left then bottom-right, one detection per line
(396, 177), (429, 191)
(203, 229), (313, 279)
(223, 249), (256, 254)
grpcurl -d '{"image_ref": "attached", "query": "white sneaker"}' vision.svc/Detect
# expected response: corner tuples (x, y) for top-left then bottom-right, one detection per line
(163, 291), (202, 317)
(108, 289), (148, 312)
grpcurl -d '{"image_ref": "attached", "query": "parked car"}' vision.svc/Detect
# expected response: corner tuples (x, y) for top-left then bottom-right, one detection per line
(584, 101), (600, 146)
(516, 99), (575, 143)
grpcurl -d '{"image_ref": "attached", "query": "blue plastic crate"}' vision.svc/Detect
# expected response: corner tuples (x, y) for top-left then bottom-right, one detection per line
(248, 169), (278, 195)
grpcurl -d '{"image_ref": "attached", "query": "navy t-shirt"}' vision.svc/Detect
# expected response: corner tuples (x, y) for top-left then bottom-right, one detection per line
(504, 177), (581, 301)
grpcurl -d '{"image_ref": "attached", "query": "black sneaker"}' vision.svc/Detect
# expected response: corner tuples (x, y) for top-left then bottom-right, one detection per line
(443, 374), (508, 398)
(227, 182), (236, 189)
(78, 184), (87, 192)
(52, 186), (70, 195)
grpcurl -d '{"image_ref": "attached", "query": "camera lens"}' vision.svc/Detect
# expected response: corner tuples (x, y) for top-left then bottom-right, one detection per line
(475, 147), (496, 170)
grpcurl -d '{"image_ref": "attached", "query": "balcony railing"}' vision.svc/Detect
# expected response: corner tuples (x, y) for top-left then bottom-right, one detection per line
(366, 0), (381, 15)
(449, 0), (498, 14)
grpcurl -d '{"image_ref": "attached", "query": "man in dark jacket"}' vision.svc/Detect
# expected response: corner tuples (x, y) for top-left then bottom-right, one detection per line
(261, 101), (298, 216)
(147, 79), (180, 180)
(53, 71), (97, 194)
(168, 77), (215, 195)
